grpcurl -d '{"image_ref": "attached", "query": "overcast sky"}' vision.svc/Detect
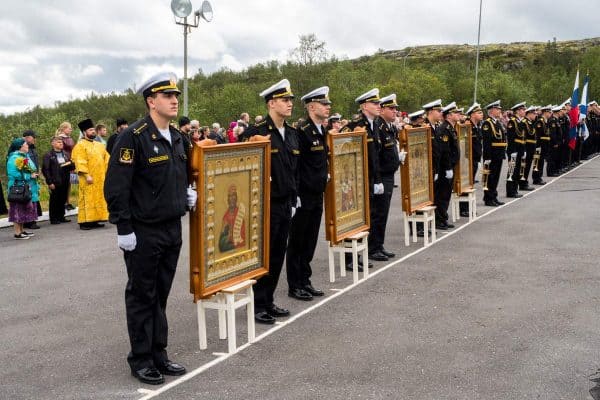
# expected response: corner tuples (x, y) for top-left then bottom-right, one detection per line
(1, 0), (598, 115)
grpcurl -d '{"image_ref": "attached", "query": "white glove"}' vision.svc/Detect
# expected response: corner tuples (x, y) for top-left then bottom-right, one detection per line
(434, 173), (438, 182)
(374, 183), (384, 195)
(296, 196), (301, 209)
(327, 173), (331, 182)
(291, 207), (296, 218)
(445, 169), (453, 179)
(118, 232), (137, 251)
(399, 150), (407, 164)
(536, 147), (541, 152)
(478, 161), (482, 169)
(523, 151), (527, 159)
(484, 159), (491, 165)
(510, 152), (517, 158)
(187, 185), (197, 208)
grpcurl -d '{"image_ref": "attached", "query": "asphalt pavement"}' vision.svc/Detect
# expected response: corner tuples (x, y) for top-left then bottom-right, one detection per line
(2, 156), (600, 400)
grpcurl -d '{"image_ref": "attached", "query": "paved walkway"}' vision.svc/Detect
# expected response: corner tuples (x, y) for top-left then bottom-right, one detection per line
(2, 157), (600, 400)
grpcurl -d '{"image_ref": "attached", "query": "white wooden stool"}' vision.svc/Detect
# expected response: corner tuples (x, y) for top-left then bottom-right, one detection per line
(403, 205), (437, 247)
(197, 279), (256, 354)
(327, 230), (369, 284)
(450, 188), (477, 222)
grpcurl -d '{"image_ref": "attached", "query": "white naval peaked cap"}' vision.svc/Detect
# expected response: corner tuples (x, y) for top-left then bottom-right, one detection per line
(328, 113), (342, 121)
(379, 93), (399, 108)
(300, 86), (331, 104)
(485, 100), (502, 110)
(355, 88), (380, 104)
(511, 101), (527, 111)
(540, 104), (553, 112)
(442, 101), (458, 114)
(457, 107), (464, 113)
(588, 100), (598, 106)
(408, 109), (425, 119)
(563, 97), (572, 107)
(525, 105), (537, 113)
(466, 103), (482, 115)
(137, 71), (181, 97)
(552, 104), (563, 112)
(422, 99), (443, 111)
(259, 79), (294, 101)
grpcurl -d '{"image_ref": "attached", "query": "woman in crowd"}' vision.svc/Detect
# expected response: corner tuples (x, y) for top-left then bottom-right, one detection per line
(227, 121), (238, 143)
(6, 138), (39, 239)
(55, 122), (76, 210)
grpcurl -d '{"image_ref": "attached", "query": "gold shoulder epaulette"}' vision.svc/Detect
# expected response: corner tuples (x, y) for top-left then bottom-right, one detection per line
(133, 123), (148, 135)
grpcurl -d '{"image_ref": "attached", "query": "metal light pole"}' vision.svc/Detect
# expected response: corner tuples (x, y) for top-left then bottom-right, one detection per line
(473, 0), (483, 103)
(171, 0), (213, 117)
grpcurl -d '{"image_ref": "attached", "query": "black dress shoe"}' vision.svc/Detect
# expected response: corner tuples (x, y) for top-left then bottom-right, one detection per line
(356, 256), (373, 268)
(92, 222), (105, 228)
(132, 367), (165, 385)
(304, 284), (324, 296)
(519, 186), (534, 191)
(484, 201), (497, 207)
(445, 222), (455, 228)
(266, 304), (290, 317)
(60, 218), (71, 223)
(380, 248), (395, 258)
(435, 222), (448, 230)
(288, 288), (313, 301)
(24, 222), (40, 229)
(255, 311), (276, 324)
(506, 193), (522, 198)
(345, 263), (364, 272)
(157, 360), (186, 376)
(65, 204), (75, 211)
(493, 199), (505, 205)
(368, 251), (388, 262)
(79, 223), (93, 230)
(50, 220), (61, 225)
(532, 180), (546, 185)
(460, 211), (470, 217)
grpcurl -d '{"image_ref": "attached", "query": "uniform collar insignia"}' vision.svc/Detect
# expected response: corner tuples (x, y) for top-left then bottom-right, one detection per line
(153, 145), (159, 154)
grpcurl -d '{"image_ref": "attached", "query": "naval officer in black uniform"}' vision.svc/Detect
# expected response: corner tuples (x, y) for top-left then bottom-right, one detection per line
(242, 79), (300, 324)
(481, 100), (506, 206)
(369, 93), (404, 259)
(104, 72), (201, 385)
(286, 86), (331, 301)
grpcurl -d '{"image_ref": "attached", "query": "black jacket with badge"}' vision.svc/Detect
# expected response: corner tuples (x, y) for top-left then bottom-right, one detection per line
(104, 115), (189, 235)
(296, 117), (328, 208)
(374, 117), (400, 174)
(342, 112), (381, 189)
(42, 150), (75, 187)
(242, 115), (299, 202)
(548, 116), (562, 146)
(481, 117), (506, 161)
(436, 120), (460, 172)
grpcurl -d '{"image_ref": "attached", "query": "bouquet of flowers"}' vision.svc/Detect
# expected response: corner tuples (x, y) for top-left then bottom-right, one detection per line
(15, 156), (36, 173)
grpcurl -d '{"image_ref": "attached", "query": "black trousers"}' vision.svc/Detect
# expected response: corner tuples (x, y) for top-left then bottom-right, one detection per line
(49, 184), (69, 222)
(286, 201), (323, 289)
(434, 173), (453, 223)
(522, 145), (535, 187)
(124, 218), (182, 371)
(483, 158), (503, 202)
(369, 174), (394, 253)
(254, 199), (291, 312)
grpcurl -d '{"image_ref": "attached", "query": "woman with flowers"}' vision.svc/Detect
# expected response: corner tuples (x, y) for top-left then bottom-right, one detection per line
(6, 138), (40, 239)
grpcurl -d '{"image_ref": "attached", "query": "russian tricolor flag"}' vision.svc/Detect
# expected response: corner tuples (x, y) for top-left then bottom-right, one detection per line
(568, 69), (580, 150)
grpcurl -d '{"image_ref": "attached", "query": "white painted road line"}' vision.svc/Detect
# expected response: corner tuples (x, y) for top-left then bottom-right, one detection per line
(136, 156), (596, 400)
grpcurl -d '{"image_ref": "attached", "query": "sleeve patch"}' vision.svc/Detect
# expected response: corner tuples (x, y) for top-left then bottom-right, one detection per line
(119, 148), (134, 164)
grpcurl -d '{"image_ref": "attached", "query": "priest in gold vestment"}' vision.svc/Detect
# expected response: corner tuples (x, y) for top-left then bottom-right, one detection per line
(71, 118), (109, 229)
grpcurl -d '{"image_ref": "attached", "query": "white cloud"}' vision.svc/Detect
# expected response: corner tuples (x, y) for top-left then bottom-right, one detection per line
(1, 0), (599, 115)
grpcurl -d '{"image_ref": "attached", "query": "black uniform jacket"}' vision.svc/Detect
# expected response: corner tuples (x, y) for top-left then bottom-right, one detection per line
(374, 117), (401, 175)
(469, 119), (483, 162)
(548, 116), (562, 146)
(481, 117), (507, 161)
(243, 115), (299, 202)
(436, 120), (460, 172)
(296, 117), (328, 208)
(506, 117), (526, 155)
(104, 115), (189, 235)
(343, 112), (382, 188)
